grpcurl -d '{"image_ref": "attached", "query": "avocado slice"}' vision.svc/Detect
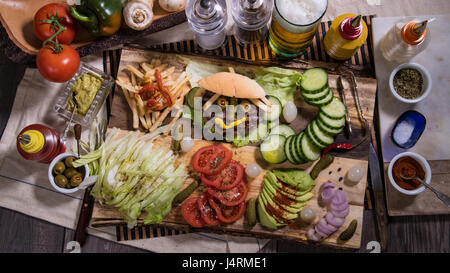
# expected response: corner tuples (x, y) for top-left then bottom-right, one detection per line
(265, 173), (313, 197)
(262, 185), (305, 214)
(257, 195), (286, 229)
(264, 178), (314, 204)
(260, 190), (298, 221)
(271, 169), (316, 191)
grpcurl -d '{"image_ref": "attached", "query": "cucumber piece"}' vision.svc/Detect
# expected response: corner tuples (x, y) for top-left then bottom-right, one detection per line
(318, 112), (345, 129)
(294, 132), (309, 162)
(270, 124), (296, 138)
(316, 117), (343, 136)
(284, 135), (297, 165)
(306, 122), (327, 149)
(308, 89), (333, 107)
(300, 68), (328, 93)
(260, 134), (287, 164)
(311, 119), (334, 146)
(290, 133), (306, 164)
(186, 87), (200, 109)
(247, 122), (269, 143)
(320, 96), (346, 119)
(263, 96), (283, 121)
(302, 87), (330, 102)
(301, 133), (321, 162)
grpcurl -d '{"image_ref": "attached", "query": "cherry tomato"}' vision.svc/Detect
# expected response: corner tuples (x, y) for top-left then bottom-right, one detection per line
(201, 160), (244, 190)
(181, 197), (205, 228)
(191, 145), (232, 176)
(34, 3), (77, 44)
(36, 45), (80, 83)
(208, 196), (246, 224)
(207, 181), (248, 207)
(197, 193), (220, 226)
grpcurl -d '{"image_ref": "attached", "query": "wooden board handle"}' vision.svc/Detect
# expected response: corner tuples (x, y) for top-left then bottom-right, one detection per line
(373, 190), (388, 252)
(74, 187), (94, 246)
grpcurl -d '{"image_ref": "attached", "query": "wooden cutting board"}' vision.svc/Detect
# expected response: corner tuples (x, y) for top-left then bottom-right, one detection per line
(91, 48), (378, 249)
(0, 0), (185, 55)
(372, 15), (450, 216)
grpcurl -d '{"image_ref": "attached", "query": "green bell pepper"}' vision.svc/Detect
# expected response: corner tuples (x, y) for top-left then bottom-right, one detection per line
(70, 0), (129, 37)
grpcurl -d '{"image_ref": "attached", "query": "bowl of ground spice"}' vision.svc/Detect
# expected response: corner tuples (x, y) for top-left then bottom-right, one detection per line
(388, 152), (431, 195)
(389, 63), (432, 104)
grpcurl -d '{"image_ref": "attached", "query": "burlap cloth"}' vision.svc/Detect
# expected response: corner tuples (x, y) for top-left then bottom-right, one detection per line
(0, 0), (448, 253)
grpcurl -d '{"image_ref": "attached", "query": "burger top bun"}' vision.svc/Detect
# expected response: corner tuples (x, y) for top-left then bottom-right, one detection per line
(198, 72), (266, 99)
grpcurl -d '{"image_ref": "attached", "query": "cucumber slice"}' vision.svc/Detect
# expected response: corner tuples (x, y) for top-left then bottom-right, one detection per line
(311, 119), (334, 146)
(290, 135), (306, 165)
(284, 135), (297, 165)
(186, 87), (201, 109)
(270, 124), (296, 138)
(300, 68), (328, 93)
(306, 123), (327, 149)
(302, 87), (330, 102)
(308, 89), (333, 107)
(318, 112), (345, 129)
(316, 117), (343, 136)
(294, 132), (309, 162)
(264, 96), (282, 121)
(320, 97), (346, 119)
(301, 133), (321, 162)
(260, 134), (287, 164)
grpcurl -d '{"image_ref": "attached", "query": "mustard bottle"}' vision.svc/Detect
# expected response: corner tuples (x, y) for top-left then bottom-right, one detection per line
(324, 14), (368, 60)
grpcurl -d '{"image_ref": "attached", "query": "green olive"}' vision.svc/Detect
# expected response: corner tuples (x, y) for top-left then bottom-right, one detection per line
(63, 168), (79, 179)
(64, 156), (76, 168)
(70, 174), (83, 187)
(217, 98), (229, 109)
(230, 97), (238, 106)
(54, 175), (69, 188)
(53, 162), (66, 175)
(239, 100), (252, 113)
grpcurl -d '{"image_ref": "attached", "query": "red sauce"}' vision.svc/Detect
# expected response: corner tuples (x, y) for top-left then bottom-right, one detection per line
(392, 156), (425, 190)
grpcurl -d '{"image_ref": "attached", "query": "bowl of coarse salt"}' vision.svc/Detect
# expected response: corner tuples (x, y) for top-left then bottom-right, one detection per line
(391, 110), (426, 149)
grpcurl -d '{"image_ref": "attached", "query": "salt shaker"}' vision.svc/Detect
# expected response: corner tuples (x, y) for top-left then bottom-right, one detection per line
(186, 0), (228, 50)
(231, 0), (273, 45)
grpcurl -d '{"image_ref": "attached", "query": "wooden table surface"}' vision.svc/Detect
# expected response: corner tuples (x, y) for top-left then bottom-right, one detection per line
(0, 50), (448, 253)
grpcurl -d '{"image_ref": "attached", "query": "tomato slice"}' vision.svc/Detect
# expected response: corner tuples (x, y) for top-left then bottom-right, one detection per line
(207, 181), (248, 206)
(208, 196), (246, 224)
(181, 197), (205, 228)
(197, 193), (220, 226)
(201, 160), (244, 190)
(191, 145), (232, 176)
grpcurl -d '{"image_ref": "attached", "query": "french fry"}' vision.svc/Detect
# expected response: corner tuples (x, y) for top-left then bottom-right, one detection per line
(228, 67), (235, 73)
(203, 93), (221, 111)
(145, 110), (152, 128)
(126, 65), (144, 79)
(173, 74), (192, 98)
(131, 72), (137, 86)
(140, 116), (148, 129)
(161, 66), (175, 78)
(116, 79), (139, 93)
(120, 86), (139, 129)
(150, 105), (172, 132)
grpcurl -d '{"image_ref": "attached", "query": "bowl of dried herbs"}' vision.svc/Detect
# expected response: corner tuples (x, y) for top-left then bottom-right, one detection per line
(389, 63), (432, 104)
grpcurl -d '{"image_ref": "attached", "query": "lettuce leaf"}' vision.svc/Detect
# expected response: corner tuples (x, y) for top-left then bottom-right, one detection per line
(255, 67), (302, 106)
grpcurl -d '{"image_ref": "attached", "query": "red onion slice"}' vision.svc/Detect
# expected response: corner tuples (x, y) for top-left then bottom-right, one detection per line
(307, 228), (320, 242)
(321, 188), (336, 204)
(322, 181), (336, 191)
(331, 206), (350, 218)
(317, 218), (338, 234)
(331, 189), (347, 205)
(325, 212), (345, 228)
(330, 201), (349, 212)
(314, 224), (329, 238)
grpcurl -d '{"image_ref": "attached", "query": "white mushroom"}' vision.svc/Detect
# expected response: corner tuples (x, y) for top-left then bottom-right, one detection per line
(124, 0), (155, 31)
(159, 0), (186, 12)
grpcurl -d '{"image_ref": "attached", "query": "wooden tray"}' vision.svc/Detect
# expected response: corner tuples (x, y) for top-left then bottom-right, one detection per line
(371, 15), (450, 216)
(92, 48), (378, 249)
(0, 0), (185, 63)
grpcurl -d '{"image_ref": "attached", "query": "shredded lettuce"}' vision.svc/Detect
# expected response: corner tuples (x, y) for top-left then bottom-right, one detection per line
(73, 128), (187, 227)
(254, 67), (303, 106)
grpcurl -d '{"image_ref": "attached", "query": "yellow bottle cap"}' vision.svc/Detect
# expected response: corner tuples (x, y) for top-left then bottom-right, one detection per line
(19, 130), (45, 154)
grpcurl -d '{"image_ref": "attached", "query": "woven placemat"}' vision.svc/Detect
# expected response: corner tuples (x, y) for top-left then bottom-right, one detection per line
(96, 15), (376, 242)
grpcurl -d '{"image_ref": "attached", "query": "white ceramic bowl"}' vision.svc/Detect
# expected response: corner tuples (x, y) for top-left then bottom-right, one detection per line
(48, 152), (89, 193)
(387, 152), (431, 195)
(389, 63), (432, 104)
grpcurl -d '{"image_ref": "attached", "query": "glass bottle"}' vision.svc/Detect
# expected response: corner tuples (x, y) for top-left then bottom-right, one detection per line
(16, 124), (66, 164)
(380, 19), (431, 63)
(231, 0), (274, 45)
(185, 0), (228, 50)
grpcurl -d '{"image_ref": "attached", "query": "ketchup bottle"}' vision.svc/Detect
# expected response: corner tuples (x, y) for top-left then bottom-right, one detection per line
(16, 124), (66, 164)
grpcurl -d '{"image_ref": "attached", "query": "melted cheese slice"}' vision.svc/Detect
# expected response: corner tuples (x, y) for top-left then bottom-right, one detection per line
(214, 117), (247, 130)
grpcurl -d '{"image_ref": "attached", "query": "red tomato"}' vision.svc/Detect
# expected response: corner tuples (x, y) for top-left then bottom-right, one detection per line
(201, 160), (244, 190)
(197, 193), (220, 226)
(207, 181), (248, 207)
(181, 197), (205, 228)
(34, 3), (77, 44)
(208, 196), (246, 224)
(36, 45), (80, 83)
(191, 145), (232, 176)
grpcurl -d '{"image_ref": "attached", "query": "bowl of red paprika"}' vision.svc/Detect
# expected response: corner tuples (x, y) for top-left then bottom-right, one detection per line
(388, 152), (431, 195)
